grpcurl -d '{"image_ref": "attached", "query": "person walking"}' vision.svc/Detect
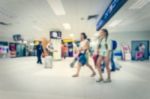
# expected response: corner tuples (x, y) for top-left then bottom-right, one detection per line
(96, 29), (111, 83)
(72, 33), (96, 77)
(36, 41), (44, 64)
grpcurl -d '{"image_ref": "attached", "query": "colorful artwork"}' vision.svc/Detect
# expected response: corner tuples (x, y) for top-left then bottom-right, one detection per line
(131, 40), (149, 60)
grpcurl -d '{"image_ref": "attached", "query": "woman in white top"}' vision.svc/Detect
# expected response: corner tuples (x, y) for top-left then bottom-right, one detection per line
(72, 33), (96, 77)
(96, 29), (111, 82)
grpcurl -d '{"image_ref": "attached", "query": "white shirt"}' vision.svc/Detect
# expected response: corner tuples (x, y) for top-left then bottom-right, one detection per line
(98, 38), (111, 56)
(80, 39), (88, 53)
(46, 43), (54, 52)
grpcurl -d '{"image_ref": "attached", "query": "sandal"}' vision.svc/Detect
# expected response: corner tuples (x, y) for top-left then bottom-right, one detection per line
(91, 72), (96, 77)
(72, 74), (79, 77)
(103, 79), (111, 83)
(96, 78), (103, 82)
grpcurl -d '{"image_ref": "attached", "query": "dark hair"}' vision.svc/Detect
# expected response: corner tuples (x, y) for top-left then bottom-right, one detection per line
(81, 32), (87, 39)
(87, 38), (91, 42)
(139, 43), (143, 46)
(61, 40), (64, 44)
(101, 28), (109, 40)
(39, 41), (42, 44)
(101, 29), (109, 49)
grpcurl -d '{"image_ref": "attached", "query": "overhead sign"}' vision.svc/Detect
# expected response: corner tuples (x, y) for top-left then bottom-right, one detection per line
(96, 0), (128, 31)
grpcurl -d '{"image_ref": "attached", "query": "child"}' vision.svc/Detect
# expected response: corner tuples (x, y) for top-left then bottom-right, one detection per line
(96, 29), (111, 83)
(72, 33), (96, 77)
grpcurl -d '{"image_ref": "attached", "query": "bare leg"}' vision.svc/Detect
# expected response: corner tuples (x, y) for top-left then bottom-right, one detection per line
(44, 57), (47, 68)
(104, 56), (111, 80)
(96, 56), (103, 81)
(86, 63), (96, 77)
(72, 62), (82, 77)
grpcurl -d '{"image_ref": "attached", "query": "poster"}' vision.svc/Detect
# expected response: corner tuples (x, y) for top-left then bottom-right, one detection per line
(9, 43), (16, 58)
(131, 40), (149, 60)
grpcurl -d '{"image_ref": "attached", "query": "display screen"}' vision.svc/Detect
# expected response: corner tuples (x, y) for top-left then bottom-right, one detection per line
(13, 34), (22, 41)
(50, 31), (62, 39)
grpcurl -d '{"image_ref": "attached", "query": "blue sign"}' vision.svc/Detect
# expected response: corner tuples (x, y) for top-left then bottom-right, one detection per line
(96, 0), (128, 31)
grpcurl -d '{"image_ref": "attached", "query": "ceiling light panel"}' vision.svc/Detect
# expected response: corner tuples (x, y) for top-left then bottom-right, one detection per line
(63, 23), (71, 30)
(129, 0), (150, 9)
(47, 0), (66, 15)
(108, 20), (122, 27)
(70, 33), (74, 37)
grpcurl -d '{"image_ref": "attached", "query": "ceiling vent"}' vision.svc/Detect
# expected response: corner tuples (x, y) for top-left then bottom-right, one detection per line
(0, 21), (10, 26)
(87, 14), (99, 20)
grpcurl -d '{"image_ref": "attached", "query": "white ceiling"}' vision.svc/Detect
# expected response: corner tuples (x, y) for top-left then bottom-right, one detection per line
(0, 0), (111, 41)
(0, 0), (150, 41)
(105, 0), (150, 33)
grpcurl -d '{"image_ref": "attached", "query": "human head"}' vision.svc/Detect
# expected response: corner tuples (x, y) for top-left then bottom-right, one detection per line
(139, 43), (144, 47)
(39, 41), (42, 45)
(80, 32), (87, 41)
(99, 28), (109, 40)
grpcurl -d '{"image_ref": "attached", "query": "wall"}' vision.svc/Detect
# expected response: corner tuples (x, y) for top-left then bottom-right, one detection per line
(109, 31), (150, 58)
(109, 31), (150, 50)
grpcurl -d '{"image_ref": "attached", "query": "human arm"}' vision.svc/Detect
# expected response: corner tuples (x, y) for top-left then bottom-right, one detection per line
(78, 40), (89, 53)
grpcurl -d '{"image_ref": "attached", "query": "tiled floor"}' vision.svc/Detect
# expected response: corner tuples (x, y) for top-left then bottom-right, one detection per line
(0, 57), (150, 99)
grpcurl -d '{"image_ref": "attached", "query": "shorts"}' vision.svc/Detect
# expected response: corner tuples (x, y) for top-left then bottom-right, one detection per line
(78, 53), (87, 66)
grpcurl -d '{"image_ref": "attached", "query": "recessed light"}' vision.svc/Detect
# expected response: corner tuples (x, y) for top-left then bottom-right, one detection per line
(62, 23), (71, 30)
(23, 41), (27, 44)
(70, 33), (74, 37)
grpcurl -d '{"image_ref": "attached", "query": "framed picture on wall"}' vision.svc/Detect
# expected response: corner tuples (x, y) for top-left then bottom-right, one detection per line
(131, 40), (149, 60)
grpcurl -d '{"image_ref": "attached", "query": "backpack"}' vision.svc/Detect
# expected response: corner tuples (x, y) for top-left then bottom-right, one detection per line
(112, 40), (117, 50)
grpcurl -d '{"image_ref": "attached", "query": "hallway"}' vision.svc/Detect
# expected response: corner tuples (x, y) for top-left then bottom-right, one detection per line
(0, 57), (149, 99)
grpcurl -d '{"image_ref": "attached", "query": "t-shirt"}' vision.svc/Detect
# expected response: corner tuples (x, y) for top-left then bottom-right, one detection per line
(98, 38), (111, 56)
(36, 44), (43, 54)
(46, 43), (54, 56)
(80, 39), (88, 53)
(80, 39), (88, 48)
